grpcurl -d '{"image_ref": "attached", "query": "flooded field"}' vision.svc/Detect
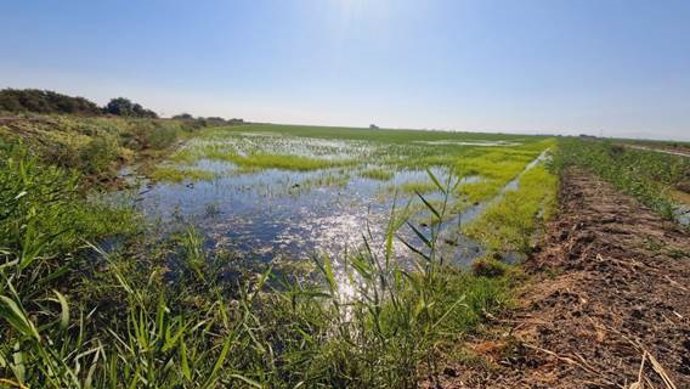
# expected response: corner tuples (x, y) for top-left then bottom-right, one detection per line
(121, 125), (555, 277)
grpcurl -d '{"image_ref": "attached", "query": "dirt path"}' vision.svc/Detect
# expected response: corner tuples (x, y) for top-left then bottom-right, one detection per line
(424, 169), (690, 388)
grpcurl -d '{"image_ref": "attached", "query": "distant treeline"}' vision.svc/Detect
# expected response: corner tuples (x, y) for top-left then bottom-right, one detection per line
(171, 112), (244, 126)
(0, 88), (243, 124)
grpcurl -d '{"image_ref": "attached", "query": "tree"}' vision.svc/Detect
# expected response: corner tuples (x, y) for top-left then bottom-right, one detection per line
(105, 97), (158, 118)
(172, 113), (194, 120)
(0, 88), (102, 115)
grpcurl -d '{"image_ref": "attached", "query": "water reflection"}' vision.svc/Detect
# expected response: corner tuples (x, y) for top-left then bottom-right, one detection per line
(131, 160), (490, 271)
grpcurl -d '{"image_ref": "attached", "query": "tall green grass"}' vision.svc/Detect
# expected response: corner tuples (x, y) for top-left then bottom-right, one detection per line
(359, 168), (394, 181)
(149, 165), (218, 183)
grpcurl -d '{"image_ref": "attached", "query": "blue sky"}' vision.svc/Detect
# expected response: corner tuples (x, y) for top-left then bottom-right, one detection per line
(1, 0), (689, 140)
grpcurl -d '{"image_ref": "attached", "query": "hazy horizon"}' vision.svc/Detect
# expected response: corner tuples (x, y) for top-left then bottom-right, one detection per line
(2, 0), (689, 141)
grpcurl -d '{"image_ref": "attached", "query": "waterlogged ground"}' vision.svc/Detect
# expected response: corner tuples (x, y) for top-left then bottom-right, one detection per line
(140, 164), (455, 261)
(123, 124), (554, 277)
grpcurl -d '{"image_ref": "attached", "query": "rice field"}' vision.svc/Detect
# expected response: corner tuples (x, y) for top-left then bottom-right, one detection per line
(1, 121), (561, 388)
(136, 124), (556, 269)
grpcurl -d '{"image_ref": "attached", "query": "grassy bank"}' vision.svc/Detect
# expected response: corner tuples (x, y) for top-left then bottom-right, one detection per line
(0, 114), (217, 185)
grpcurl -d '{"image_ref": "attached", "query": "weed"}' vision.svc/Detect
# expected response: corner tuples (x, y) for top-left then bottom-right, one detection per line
(360, 168), (394, 181)
(149, 165), (217, 183)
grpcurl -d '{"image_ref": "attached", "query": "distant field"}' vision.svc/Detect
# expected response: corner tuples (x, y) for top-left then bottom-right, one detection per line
(211, 123), (543, 142)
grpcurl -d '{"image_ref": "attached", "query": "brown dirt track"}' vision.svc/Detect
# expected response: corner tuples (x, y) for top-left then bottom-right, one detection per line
(425, 169), (690, 388)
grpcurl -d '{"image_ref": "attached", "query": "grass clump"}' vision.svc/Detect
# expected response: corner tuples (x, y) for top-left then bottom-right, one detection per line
(149, 165), (217, 183)
(399, 180), (440, 194)
(360, 167), (394, 181)
(297, 172), (351, 189)
(0, 142), (136, 260)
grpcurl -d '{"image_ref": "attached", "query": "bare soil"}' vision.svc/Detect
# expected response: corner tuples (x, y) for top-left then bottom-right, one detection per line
(424, 169), (690, 388)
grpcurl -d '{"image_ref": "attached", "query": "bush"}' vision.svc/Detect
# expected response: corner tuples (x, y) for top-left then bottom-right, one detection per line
(105, 97), (158, 118)
(0, 88), (102, 115)
(78, 133), (121, 174)
(146, 122), (181, 150)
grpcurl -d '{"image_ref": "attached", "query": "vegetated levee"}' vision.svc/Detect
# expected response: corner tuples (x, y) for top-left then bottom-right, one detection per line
(0, 116), (559, 388)
(424, 168), (690, 388)
(0, 113), (226, 187)
(556, 138), (690, 226)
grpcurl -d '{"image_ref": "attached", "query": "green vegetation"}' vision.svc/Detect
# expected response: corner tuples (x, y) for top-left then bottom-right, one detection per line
(0, 88), (103, 115)
(399, 180), (439, 194)
(2, 110), (682, 388)
(0, 147), (513, 387)
(471, 255), (517, 278)
(160, 125), (553, 210)
(150, 165), (218, 183)
(104, 97), (158, 118)
(359, 167), (394, 181)
(0, 143), (136, 258)
(556, 138), (690, 219)
(170, 138), (356, 171)
(0, 113), (571, 388)
(0, 90), (246, 145)
(455, 140), (554, 206)
(463, 164), (558, 253)
(297, 172), (351, 189)
(0, 114), (207, 183)
(173, 113), (245, 127)
(221, 152), (351, 171)
(211, 123), (540, 144)
(0, 89), (159, 118)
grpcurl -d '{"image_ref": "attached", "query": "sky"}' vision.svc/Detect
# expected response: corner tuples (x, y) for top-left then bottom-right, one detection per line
(1, 0), (689, 140)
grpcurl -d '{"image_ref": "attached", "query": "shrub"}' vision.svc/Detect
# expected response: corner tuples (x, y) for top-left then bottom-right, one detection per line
(79, 133), (121, 174)
(0, 88), (102, 115)
(146, 122), (181, 150)
(105, 97), (158, 118)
